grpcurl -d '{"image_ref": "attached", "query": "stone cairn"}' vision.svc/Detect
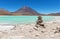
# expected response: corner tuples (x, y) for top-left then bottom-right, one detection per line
(33, 16), (45, 30)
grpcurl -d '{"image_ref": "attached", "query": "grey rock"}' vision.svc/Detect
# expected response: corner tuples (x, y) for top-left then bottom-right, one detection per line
(35, 16), (45, 29)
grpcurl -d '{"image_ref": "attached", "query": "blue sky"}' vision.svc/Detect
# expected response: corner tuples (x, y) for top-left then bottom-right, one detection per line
(0, 0), (60, 14)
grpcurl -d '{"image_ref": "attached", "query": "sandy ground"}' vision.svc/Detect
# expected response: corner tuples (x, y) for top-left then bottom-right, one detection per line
(0, 16), (60, 39)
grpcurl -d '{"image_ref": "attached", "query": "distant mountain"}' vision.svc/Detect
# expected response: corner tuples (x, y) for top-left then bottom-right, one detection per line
(0, 6), (41, 15)
(0, 9), (12, 15)
(47, 13), (60, 16)
(15, 6), (40, 15)
(0, 6), (60, 16)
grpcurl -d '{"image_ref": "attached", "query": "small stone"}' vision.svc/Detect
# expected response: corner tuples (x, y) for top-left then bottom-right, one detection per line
(41, 31), (45, 33)
(35, 35), (39, 37)
(54, 27), (60, 34)
(54, 31), (58, 34)
(29, 31), (32, 33)
(33, 27), (38, 31)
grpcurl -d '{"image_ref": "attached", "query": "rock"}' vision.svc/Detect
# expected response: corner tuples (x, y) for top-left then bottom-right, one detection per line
(54, 27), (60, 34)
(35, 35), (39, 37)
(34, 16), (45, 30)
(39, 23), (45, 28)
(33, 27), (38, 31)
(41, 31), (45, 33)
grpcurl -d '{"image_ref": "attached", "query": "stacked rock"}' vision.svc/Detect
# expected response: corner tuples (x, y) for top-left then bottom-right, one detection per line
(34, 16), (45, 30)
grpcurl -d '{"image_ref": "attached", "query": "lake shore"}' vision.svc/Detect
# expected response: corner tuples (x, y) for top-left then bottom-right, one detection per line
(0, 16), (60, 39)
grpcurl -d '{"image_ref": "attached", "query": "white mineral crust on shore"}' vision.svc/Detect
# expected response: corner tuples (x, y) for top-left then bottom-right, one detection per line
(0, 17), (60, 39)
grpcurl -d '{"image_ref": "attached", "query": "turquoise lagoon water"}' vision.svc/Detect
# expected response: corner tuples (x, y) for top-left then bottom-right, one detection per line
(0, 16), (54, 24)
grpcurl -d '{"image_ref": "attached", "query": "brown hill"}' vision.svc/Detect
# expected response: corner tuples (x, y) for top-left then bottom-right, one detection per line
(0, 9), (12, 15)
